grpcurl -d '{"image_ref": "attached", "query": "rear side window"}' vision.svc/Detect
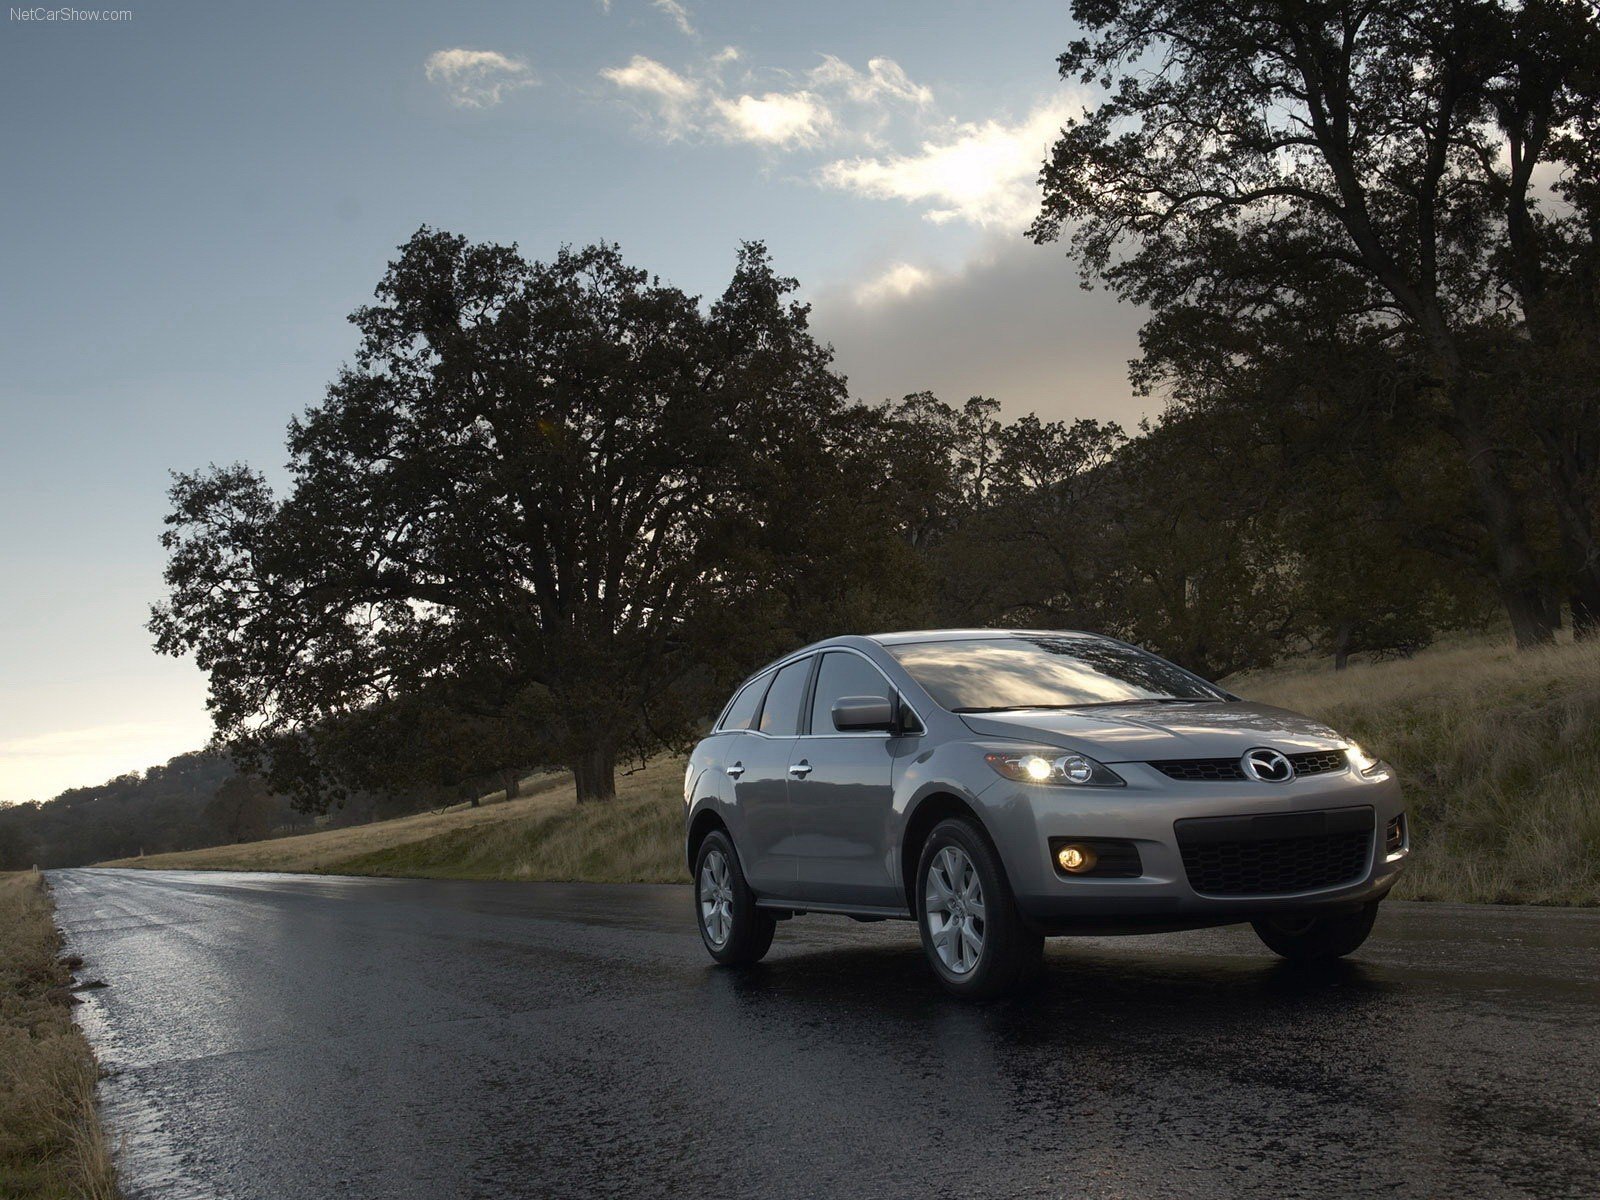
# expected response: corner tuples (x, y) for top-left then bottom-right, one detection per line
(718, 675), (769, 732)
(757, 658), (812, 736)
(809, 652), (892, 734)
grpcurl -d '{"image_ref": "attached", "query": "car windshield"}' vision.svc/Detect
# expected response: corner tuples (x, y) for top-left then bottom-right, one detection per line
(887, 635), (1230, 712)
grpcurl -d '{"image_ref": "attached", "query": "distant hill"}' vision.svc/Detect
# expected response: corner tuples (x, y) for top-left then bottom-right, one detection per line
(0, 751), (314, 869)
(0, 743), (542, 870)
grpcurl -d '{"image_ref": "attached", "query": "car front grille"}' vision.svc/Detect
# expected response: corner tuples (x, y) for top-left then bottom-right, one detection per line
(1175, 807), (1374, 896)
(1290, 749), (1349, 776)
(1149, 749), (1349, 781)
(1151, 757), (1248, 781)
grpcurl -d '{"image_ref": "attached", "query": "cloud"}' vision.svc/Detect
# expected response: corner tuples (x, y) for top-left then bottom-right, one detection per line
(600, 55), (703, 136)
(599, 51), (931, 149)
(651, 0), (695, 36)
(808, 55), (933, 108)
(811, 237), (1151, 426)
(424, 48), (536, 109)
(853, 262), (936, 306)
(713, 92), (832, 147)
(817, 96), (1078, 228)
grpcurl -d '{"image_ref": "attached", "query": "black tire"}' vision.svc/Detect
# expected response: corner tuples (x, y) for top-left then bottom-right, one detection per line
(915, 817), (1043, 999)
(1252, 900), (1381, 962)
(694, 830), (776, 965)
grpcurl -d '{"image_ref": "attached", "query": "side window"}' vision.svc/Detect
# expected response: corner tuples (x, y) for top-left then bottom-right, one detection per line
(717, 674), (770, 732)
(810, 652), (893, 734)
(757, 658), (812, 736)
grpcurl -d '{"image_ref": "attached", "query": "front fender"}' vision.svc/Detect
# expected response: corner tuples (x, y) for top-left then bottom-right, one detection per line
(889, 739), (1010, 891)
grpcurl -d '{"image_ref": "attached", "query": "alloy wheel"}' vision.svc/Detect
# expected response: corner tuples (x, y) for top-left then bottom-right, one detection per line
(925, 845), (986, 974)
(699, 849), (734, 947)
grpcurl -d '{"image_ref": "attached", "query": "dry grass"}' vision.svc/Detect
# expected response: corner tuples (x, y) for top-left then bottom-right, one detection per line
(0, 871), (118, 1200)
(101, 771), (574, 873)
(328, 758), (687, 883)
(1232, 633), (1600, 904)
(108, 760), (690, 884)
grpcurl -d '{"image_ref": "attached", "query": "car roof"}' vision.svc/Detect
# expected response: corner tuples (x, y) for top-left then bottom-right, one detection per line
(865, 628), (1103, 646)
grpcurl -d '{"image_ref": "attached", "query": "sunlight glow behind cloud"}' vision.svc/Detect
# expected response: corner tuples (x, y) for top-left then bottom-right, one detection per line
(713, 92), (833, 146)
(816, 96), (1078, 227)
(853, 261), (937, 306)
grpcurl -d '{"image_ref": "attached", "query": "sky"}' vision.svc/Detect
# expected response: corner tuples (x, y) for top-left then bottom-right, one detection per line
(0, 0), (1153, 806)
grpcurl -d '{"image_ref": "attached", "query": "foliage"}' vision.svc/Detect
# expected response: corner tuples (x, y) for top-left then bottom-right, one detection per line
(1031, 0), (1600, 646)
(151, 231), (922, 805)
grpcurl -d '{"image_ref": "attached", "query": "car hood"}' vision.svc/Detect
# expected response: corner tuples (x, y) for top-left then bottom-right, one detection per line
(958, 701), (1346, 762)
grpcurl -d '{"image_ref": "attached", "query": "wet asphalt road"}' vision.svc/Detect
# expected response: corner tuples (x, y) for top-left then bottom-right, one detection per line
(48, 869), (1600, 1200)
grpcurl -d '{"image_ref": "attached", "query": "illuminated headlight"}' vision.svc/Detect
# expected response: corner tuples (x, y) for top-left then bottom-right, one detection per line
(1345, 742), (1382, 774)
(683, 761), (694, 803)
(984, 750), (1124, 787)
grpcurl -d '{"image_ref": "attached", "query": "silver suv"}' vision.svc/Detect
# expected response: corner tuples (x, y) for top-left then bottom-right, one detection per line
(684, 630), (1408, 998)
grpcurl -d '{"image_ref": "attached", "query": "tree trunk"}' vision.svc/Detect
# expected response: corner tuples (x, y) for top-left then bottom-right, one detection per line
(500, 768), (521, 800)
(1332, 620), (1354, 671)
(572, 744), (617, 803)
(1447, 389), (1556, 648)
(1538, 429), (1600, 640)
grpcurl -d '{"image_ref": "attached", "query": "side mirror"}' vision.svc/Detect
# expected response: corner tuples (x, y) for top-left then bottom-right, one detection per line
(832, 695), (895, 732)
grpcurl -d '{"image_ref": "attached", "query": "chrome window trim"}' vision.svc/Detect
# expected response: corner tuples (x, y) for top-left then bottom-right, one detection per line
(713, 669), (775, 733)
(715, 644), (925, 740)
(753, 654), (818, 738)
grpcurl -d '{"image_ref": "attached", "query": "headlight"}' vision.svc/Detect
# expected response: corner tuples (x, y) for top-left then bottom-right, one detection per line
(1346, 742), (1381, 774)
(983, 749), (1125, 787)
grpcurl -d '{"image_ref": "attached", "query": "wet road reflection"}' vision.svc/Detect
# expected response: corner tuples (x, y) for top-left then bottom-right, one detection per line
(50, 870), (1600, 1200)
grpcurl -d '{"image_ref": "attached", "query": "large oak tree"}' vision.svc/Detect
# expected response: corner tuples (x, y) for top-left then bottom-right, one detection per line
(151, 230), (902, 803)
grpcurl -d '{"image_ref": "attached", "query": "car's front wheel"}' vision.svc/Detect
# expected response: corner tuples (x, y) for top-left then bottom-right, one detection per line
(1252, 900), (1380, 962)
(694, 830), (776, 965)
(915, 818), (1042, 999)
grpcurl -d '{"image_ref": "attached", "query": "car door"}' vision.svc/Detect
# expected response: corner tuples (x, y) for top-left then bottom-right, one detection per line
(725, 656), (814, 900)
(788, 650), (903, 908)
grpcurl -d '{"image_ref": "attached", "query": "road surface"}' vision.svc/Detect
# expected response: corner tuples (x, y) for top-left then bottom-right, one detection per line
(49, 868), (1600, 1200)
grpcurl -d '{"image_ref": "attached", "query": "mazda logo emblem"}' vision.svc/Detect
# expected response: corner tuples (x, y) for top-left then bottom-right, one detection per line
(1241, 747), (1294, 782)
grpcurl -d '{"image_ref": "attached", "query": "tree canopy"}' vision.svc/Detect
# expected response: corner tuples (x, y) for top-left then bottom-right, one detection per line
(151, 231), (918, 804)
(1032, 0), (1600, 644)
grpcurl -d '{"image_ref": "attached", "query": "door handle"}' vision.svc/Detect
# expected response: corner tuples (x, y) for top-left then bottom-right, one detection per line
(788, 760), (813, 778)
(725, 762), (744, 779)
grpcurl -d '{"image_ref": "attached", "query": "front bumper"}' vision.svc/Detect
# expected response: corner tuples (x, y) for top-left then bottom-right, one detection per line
(979, 762), (1408, 935)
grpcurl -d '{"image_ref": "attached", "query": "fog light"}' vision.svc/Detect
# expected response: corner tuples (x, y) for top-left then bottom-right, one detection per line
(1056, 843), (1099, 873)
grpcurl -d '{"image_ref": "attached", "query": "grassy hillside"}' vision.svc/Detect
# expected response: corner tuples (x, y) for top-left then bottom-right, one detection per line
(109, 634), (1600, 904)
(105, 760), (688, 882)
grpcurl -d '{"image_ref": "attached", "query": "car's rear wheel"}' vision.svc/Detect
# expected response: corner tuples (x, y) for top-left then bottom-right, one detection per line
(1252, 900), (1380, 962)
(915, 818), (1042, 999)
(694, 830), (776, 965)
